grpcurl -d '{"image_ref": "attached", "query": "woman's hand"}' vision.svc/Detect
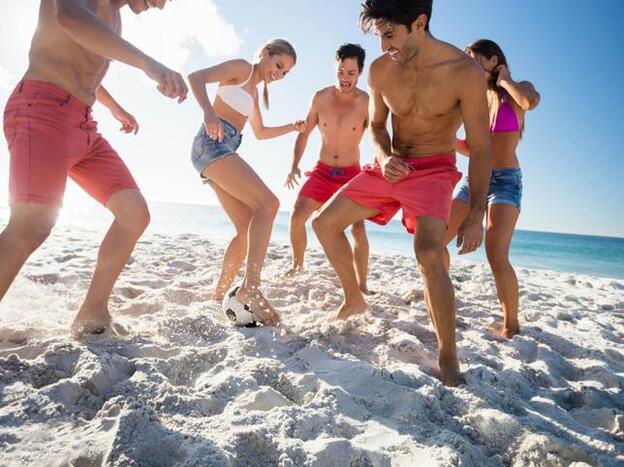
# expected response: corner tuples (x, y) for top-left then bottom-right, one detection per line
(204, 112), (224, 141)
(496, 64), (512, 86)
(293, 120), (306, 133)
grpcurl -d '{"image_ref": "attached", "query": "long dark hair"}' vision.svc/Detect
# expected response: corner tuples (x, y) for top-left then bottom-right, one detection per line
(465, 39), (523, 135)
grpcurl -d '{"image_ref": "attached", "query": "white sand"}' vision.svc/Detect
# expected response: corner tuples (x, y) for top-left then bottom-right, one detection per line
(0, 221), (623, 466)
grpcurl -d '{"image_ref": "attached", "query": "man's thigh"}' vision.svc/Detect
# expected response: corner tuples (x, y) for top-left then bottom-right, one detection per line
(69, 135), (138, 206)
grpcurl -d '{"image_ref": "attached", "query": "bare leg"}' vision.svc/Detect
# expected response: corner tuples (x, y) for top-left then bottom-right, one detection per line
(287, 196), (321, 275)
(313, 196), (378, 320)
(72, 190), (150, 336)
(210, 182), (252, 301)
(422, 199), (470, 322)
(203, 155), (280, 325)
(415, 216), (461, 387)
(0, 203), (58, 301)
(350, 220), (370, 294)
(485, 204), (520, 339)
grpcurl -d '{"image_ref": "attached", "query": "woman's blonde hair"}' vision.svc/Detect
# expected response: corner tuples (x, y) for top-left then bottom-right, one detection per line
(256, 38), (297, 109)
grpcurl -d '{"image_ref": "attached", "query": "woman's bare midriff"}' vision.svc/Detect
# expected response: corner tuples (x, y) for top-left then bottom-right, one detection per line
(490, 132), (521, 169)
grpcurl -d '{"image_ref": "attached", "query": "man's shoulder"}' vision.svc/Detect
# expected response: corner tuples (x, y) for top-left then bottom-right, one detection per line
(370, 55), (392, 76)
(355, 87), (370, 101)
(435, 40), (480, 76)
(312, 86), (334, 104)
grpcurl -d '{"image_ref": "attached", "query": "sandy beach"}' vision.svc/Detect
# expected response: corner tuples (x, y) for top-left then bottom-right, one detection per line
(0, 221), (623, 466)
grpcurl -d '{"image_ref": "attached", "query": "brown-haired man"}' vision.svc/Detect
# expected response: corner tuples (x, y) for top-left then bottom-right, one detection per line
(313, 0), (491, 386)
(285, 44), (370, 293)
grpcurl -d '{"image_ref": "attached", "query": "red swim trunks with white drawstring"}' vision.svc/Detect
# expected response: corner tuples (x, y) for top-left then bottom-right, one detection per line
(3, 80), (138, 207)
(338, 154), (462, 233)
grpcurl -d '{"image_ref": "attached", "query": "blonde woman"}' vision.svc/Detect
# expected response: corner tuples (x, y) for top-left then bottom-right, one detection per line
(188, 39), (304, 325)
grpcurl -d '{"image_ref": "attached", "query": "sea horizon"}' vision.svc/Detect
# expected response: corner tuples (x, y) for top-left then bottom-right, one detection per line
(2, 200), (622, 281)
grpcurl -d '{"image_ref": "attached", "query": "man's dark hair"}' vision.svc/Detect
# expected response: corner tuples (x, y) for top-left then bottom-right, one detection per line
(335, 43), (366, 72)
(360, 0), (433, 33)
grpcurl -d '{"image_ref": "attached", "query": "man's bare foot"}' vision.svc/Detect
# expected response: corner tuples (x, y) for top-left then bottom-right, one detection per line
(438, 355), (463, 387)
(488, 321), (519, 339)
(236, 286), (281, 326)
(71, 309), (112, 338)
(330, 295), (368, 321)
(285, 265), (304, 277)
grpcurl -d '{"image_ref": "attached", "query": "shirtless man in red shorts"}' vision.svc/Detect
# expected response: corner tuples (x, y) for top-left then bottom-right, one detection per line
(0, 0), (187, 335)
(284, 44), (370, 293)
(313, 0), (491, 386)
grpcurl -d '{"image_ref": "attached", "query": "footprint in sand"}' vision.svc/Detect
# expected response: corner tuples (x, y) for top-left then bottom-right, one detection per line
(25, 273), (60, 285)
(0, 328), (30, 346)
(116, 286), (145, 299)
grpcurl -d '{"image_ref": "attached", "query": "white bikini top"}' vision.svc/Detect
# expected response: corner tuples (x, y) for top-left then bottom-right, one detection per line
(216, 64), (255, 116)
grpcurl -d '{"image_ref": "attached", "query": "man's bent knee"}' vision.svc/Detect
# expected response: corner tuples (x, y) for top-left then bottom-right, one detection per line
(117, 203), (150, 235)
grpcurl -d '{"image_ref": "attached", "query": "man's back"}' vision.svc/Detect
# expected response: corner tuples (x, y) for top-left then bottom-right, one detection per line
(315, 86), (369, 167)
(370, 38), (480, 157)
(25, 0), (120, 105)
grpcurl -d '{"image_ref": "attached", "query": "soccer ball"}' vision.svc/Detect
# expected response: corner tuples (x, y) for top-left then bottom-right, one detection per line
(222, 286), (257, 327)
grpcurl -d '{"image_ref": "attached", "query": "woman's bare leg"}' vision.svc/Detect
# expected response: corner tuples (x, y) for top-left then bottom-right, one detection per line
(203, 155), (280, 324)
(210, 182), (253, 301)
(485, 204), (520, 339)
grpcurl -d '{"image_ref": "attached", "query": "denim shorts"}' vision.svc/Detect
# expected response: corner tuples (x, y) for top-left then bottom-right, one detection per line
(455, 167), (523, 209)
(190, 118), (242, 180)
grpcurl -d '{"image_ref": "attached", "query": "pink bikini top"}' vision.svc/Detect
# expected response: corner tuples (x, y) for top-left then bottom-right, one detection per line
(490, 93), (520, 134)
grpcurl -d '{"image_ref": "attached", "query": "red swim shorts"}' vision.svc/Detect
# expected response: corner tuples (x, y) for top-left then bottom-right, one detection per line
(339, 154), (462, 233)
(3, 80), (139, 207)
(299, 161), (361, 204)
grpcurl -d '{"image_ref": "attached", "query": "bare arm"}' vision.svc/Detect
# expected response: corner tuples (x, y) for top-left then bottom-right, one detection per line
(497, 65), (540, 110)
(55, 0), (187, 101)
(56, 0), (150, 68)
(368, 60), (408, 182)
(96, 85), (139, 134)
(291, 94), (319, 169)
(95, 85), (122, 112)
(284, 94), (319, 188)
(249, 93), (303, 140)
(455, 138), (471, 157)
(188, 60), (250, 116)
(458, 63), (492, 253)
(368, 66), (392, 163)
(187, 60), (252, 141)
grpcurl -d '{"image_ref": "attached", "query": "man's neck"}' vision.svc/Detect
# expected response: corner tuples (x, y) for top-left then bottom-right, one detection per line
(333, 87), (358, 99)
(402, 33), (435, 71)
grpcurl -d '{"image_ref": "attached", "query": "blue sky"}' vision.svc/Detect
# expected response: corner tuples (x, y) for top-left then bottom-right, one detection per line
(1, 1), (622, 238)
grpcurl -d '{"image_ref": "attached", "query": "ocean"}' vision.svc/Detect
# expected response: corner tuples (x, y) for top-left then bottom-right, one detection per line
(2, 202), (623, 280)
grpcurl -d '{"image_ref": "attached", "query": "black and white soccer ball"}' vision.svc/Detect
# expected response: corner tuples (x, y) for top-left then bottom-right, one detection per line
(222, 286), (258, 327)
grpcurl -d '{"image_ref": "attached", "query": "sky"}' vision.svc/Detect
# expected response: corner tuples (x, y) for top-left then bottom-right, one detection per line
(0, 0), (623, 238)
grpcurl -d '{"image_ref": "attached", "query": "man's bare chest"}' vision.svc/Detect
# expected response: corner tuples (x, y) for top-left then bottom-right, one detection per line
(318, 101), (366, 131)
(382, 74), (457, 120)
